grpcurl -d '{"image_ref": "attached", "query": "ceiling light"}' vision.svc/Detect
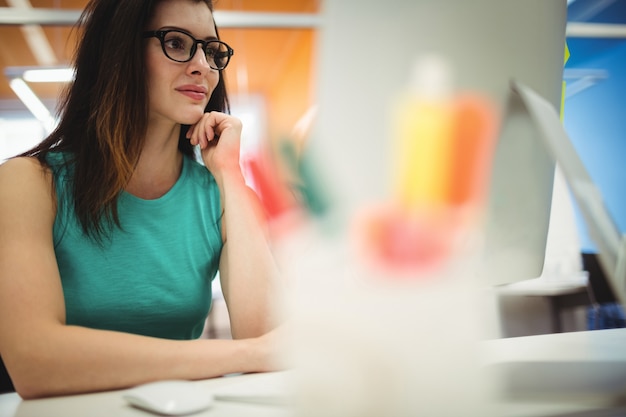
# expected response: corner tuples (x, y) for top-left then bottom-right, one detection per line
(9, 78), (55, 132)
(22, 67), (74, 83)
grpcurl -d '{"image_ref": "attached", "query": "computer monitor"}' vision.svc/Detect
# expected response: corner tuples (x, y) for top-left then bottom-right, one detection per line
(309, 0), (568, 286)
(511, 79), (626, 307)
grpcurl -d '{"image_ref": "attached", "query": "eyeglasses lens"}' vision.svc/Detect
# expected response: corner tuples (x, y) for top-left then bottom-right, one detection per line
(209, 43), (231, 70)
(162, 31), (230, 69)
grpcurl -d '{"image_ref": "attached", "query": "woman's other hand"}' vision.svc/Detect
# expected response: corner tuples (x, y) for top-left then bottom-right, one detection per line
(186, 112), (243, 179)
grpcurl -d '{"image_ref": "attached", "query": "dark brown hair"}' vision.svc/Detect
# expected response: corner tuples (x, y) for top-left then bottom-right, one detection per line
(21, 0), (229, 240)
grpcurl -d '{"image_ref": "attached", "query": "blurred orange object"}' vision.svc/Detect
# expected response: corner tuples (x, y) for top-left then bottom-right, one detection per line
(356, 89), (499, 276)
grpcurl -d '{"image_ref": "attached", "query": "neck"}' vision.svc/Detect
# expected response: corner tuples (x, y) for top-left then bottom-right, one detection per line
(125, 123), (184, 200)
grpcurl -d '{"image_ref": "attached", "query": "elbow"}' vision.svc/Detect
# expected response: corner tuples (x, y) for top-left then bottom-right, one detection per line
(230, 320), (275, 340)
(15, 384), (45, 400)
(229, 323), (260, 340)
(2, 328), (78, 399)
(10, 368), (57, 400)
(230, 327), (259, 340)
(3, 356), (65, 399)
(12, 370), (74, 399)
(6, 368), (43, 399)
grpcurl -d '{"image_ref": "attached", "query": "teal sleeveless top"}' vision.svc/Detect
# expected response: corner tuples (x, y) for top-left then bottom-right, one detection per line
(47, 152), (223, 340)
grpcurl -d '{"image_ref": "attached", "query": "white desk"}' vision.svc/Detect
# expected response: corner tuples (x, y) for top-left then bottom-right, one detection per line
(484, 327), (626, 416)
(2, 329), (626, 417)
(0, 372), (295, 417)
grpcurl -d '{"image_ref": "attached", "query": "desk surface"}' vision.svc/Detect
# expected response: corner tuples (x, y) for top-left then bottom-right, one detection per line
(484, 328), (626, 416)
(0, 372), (295, 417)
(1, 329), (626, 417)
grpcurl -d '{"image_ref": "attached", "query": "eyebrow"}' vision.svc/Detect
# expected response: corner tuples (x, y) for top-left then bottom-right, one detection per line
(157, 26), (219, 41)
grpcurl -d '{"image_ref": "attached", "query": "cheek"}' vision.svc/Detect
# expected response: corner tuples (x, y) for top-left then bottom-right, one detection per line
(145, 50), (161, 81)
(145, 59), (166, 97)
(207, 72), (221, 96)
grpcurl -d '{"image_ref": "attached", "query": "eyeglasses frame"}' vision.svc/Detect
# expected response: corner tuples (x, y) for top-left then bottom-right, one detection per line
(143, 29), (234, 70)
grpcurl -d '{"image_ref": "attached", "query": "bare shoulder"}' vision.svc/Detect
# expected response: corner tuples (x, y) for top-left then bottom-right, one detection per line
(0, 156), (53, 187)
(0, 156), (56, 221)
(0, 155), (50, 176)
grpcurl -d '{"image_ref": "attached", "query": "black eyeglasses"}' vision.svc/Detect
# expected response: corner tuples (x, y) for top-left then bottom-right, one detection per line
(143, 29), (234, 70)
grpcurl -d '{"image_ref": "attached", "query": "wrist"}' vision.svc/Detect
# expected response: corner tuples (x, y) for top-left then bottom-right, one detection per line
(211, 165), (245, 188)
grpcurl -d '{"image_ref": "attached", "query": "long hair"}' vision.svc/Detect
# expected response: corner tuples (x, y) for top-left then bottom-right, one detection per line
(21, 0), (229, 240)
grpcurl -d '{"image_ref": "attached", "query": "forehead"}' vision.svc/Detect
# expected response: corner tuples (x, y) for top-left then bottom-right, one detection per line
(148, 0), (216, 37)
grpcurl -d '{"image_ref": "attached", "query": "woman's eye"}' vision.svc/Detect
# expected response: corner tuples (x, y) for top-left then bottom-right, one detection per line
(165, 38), (186, 51)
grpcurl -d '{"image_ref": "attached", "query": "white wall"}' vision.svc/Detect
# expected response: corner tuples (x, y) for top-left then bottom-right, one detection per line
(0, 118), (46, 163)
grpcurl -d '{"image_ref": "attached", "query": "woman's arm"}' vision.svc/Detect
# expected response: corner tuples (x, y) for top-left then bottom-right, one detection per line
(0, 158), (274, 399)
(216, 175), (281, 339)
(188, 112), (282, 339)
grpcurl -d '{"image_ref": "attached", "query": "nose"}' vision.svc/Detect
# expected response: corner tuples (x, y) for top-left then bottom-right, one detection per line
(188, 44), (213, 74)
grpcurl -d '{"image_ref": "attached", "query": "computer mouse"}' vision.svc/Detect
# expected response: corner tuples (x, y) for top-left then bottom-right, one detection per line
(122, 380), (214, 416)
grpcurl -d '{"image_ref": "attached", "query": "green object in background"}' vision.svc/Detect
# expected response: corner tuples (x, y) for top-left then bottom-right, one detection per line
(278, 138), (330, 218)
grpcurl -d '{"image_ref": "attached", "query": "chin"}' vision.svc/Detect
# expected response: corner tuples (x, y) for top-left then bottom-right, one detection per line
(179, 109), (206, 125)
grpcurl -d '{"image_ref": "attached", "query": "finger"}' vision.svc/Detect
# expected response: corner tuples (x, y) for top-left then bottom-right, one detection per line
(192, 122), (202, 148)
(199, 116), (216, 149)
(203, 117), (214, 147)
(191, 123), (206, 147)
(186, 125), (194, 145)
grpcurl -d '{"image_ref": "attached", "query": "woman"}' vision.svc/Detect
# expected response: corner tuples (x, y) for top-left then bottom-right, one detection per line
(0, 0), (283, 399)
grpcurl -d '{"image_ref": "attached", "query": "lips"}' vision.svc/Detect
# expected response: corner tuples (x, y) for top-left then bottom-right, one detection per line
(176, 85), (208, 101)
